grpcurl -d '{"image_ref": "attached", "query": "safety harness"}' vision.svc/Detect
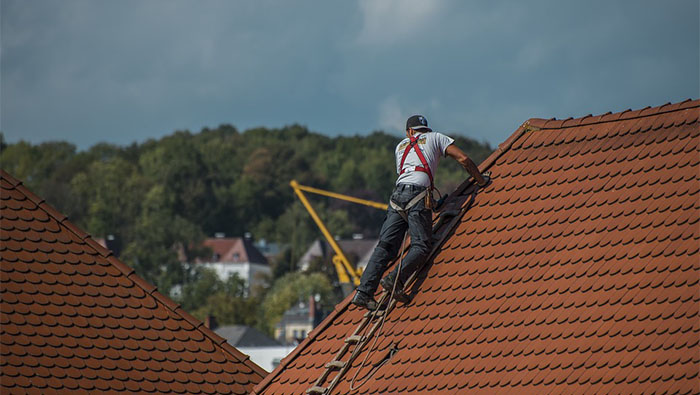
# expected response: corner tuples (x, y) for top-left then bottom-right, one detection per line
(390, 133), (436, 219)
(399, 134), (433, 188)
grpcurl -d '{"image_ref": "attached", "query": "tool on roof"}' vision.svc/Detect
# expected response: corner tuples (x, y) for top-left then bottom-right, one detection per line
(305, 177), (487, 395)
(290, 180), (388, 295)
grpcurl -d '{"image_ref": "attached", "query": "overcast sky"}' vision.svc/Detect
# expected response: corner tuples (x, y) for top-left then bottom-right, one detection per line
(1, 0), (698, 150)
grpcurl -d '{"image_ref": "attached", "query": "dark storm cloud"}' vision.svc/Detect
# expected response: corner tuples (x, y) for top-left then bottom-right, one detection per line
(1, 0), (698, 149)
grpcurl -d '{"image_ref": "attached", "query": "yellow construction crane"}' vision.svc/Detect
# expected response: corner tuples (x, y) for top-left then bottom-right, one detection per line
(290, 180), (387, 288)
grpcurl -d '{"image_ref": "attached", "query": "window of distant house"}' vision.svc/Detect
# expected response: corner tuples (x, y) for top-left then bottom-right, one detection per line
(293, 330), (298, 338)
(213, 253), (220, 261)
(300, 330), (306, 338)
(233, 253), (240, 261)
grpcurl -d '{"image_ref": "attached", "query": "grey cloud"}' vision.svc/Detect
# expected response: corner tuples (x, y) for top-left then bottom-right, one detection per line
(1, 0), (697, 149)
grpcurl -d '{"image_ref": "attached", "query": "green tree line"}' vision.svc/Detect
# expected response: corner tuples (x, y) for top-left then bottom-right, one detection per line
(0, 125), (492, 334)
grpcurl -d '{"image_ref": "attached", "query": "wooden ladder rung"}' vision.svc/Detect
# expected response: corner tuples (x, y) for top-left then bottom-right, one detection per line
(364, 309), (385, 318)
(305, 289), (396, 395)
(345, 335), (364, 344)
(325, 360), (346, 370)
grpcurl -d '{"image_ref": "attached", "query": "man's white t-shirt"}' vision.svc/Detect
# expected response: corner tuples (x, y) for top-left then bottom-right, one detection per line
(394, 131), (455, 187)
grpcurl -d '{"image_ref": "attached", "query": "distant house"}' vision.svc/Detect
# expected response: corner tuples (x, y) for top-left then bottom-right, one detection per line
(207, 319), (294, 372)
(194, 235), (271, 294)
(274, 296), (325, 345)
(215, 324), (282, 348)
(298, 237), (378, 273)
(253, 237), (282, 263)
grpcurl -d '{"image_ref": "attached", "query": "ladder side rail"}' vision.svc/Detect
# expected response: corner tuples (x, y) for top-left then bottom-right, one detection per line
(324, 297), (397, 394)
(305, 182), (481, 394)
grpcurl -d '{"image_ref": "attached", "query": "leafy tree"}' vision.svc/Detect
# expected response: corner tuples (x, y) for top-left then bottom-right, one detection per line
(192, 275), (260, 327)
(70, 157), (144, 239)
(120, 184), (205, 292)
(139, 131), (214, 225)
(177, 267), (260, 327)
(0, 124), (493, 321)
(178, 267), (225, 312)
(0, 140), (93, 224)
(192, 292), (259, 327)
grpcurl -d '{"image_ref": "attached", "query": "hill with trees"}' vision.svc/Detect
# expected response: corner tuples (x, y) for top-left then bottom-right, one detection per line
(0, 125), (492, 334)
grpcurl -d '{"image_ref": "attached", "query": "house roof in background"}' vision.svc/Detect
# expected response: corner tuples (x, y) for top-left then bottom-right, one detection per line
(298, 238), (378, 271)
(253, 99), (700, 394)
(338, 239), (377, 269)
(215, 325), (281, 348)
(0, 170), (267, 394)
(202, 237), (268, 265)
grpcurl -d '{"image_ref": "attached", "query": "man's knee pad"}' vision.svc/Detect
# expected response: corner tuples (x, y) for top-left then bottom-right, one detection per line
(377, 240), (397, 257)
(412, 240), (431, 258)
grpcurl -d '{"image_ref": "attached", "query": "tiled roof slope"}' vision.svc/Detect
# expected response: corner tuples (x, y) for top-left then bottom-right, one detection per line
(0, 170), (267, 394)
(253, 99), (700, 394)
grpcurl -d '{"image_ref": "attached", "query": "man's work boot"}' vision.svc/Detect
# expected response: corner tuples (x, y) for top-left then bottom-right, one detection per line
(351, 290), (379, 311)
(380, 274), (410, 304)
(379, 273), (396, 291)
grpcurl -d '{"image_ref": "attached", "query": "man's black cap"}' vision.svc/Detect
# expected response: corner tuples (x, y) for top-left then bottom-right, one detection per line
(406, 115), (432, 132)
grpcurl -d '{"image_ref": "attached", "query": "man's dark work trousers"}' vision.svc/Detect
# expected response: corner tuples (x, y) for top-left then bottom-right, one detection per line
(358, 183), (432, 296)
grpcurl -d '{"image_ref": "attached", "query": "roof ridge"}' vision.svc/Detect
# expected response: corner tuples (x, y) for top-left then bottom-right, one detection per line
(249, 98), (700, 393)
(0, 169), (268, 379)
(527, 98), (699, 130)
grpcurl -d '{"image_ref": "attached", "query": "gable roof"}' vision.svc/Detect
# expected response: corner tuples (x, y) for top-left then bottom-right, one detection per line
(0, 170), (267, 394)
(215, 325), (282, 348)
(202, 237), (268, 265)
(253, 99), (700, 394)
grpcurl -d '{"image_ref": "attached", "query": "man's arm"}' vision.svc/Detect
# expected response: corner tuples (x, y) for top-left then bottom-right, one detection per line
(445, 144), (487, 186)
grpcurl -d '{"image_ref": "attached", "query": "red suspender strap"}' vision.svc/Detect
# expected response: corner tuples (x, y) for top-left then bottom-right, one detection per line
(398, 135), (419, 174)
(398, 137), (414, 172)
(399, 135), (434, 188)
(413, 145), (434, 188)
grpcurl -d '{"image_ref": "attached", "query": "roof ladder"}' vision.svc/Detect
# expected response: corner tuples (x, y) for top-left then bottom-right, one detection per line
(305, 289), (397, 395)
(305, 180), (483, 395)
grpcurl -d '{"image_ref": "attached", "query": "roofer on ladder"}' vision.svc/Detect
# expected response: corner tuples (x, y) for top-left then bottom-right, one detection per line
(352, 115), (488, 310)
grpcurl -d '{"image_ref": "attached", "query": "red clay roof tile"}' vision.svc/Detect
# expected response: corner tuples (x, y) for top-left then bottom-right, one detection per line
(0, 170), (267, 393)
(253, 99), (700, 394)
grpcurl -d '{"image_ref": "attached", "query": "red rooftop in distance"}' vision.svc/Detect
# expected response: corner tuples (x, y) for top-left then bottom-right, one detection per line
(252, 99), (700, 394)
(0, 170), (267, 394)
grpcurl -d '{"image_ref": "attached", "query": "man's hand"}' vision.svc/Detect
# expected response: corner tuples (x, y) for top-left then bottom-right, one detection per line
(446, 144), (486, 185)
(478, 172), (491, 187)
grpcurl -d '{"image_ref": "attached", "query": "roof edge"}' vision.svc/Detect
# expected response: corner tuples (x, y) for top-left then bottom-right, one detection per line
(0, 169), (268, 380)
(481, 121), (535, 173)
(526, 98), (699, 130)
